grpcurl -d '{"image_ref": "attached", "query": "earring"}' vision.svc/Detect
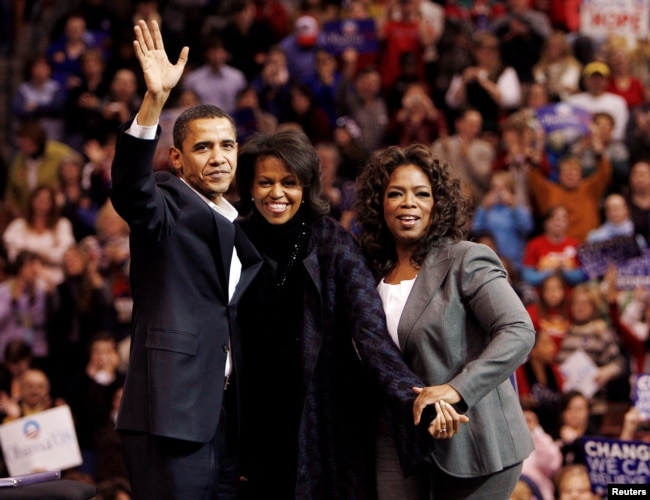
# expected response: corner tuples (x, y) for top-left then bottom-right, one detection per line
(251, 197), (255, 202)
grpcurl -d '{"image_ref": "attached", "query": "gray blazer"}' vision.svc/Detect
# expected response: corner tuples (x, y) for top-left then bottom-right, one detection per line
(397, 240), (535, 478)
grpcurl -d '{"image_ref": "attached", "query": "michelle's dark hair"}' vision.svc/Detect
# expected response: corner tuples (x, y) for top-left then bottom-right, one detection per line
(235, 129), (330, 216)
(172, 104), (236, 149)
(355, 143), (469, 277)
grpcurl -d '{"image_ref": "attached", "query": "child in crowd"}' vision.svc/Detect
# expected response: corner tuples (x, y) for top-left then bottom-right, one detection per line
(525, 272), (572, 352)
(472, 169), (534, 272)
(555, 464), (600, 499)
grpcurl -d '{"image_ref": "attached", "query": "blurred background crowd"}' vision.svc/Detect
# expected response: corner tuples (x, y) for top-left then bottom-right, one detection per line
(0, 0), (649, 498)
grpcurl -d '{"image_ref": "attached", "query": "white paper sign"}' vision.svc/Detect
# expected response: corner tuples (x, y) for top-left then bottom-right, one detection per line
(580, 0), (650, 43)
(0, 405), (82, 476)
(560, 349), (601, 399)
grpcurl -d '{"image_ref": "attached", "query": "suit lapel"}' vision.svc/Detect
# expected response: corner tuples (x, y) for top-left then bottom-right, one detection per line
(397, 245), (452, 351)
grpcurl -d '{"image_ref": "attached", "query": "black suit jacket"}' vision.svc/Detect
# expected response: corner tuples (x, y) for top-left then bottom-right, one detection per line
(110, 125), (262, 443)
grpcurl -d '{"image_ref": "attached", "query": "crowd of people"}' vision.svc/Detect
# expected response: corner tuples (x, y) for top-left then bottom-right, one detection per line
(0, 0), (649, 498)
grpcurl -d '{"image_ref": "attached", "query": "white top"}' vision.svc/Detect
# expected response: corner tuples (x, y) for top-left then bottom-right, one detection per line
(2, 217), (76, 285)
(377, 277), (417, 350)
(566, 91), (629, 141)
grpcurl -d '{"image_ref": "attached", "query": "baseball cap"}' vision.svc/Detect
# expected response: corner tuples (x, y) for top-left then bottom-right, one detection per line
(583, 61), (610, 78)
(295, 15), (319, 48)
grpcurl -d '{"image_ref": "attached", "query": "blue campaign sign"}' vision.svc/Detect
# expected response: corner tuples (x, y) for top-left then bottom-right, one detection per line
(581, 436), (650, 497)
(319, 19), (379, 56)
(577, 235), (642, 280)
(633, 373), (650, 420)
(536, 102), (592, 153)
(616, 248), (650, 289)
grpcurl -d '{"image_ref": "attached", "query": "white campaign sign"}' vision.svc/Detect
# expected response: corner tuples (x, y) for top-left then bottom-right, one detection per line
(0, 405), (82, 476)
(580, 0), (650, 43)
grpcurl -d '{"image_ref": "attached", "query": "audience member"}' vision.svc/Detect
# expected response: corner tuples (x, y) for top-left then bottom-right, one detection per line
(278, 14), (321, 81)
(431, 107), (496, 206)
(516, 330), (565, 436)
(556, 283), (629, 427)
(556, 391), (598, 466)
(604, 267), (650, 378)
(520, 409), (563, 500)
(63, 47), (110, 150)
(253, 0), (292, 42)
(98, 68), (142, 139)
(230, 86), (278, 144)
(532, 31), (582, 102)
(301, 47), (348, 129)
(585, 193), (635, 243)
(182, 35), (247, 113)
(249, 45), (292, 121)
(65, 332), (125, 479)
(625, 160), (650, 247)
(566, 62), (629, 141)
(525, 272), (572, 351)
(332, 116), (370, 182)
(283, 81), (334, 144)
(604, 39), (645, 111)
(57, 150), (99, 241)
(493, 111), (547, 176)
(5, 121), (74, 217)
(130, 0), (162, 33)
(570, 111), (629, 190)
(445, 31), (522, 136)
(80, 201), (131, 342)
(81, 133), (114, 209)
(0, 251), (52, 365)
(339, 65), (389, 153)
(47, 244), (115, 395)
(215, 0), (277, 81)
(384, 82), (441, 147)
(315, 141), (345, 221)
(619, 406), (650, 442)
(11, 54), (66, 142)
(626, 103), (650, 163)
(0, 368), (57, 422)
(488, 0), (552, 84)
(3, 185), (76, 286)
(554, 463), (599, 500)
(521, 205), (585, 288)
(376, 0), (432, 91)
(472, 168), (534, 271)
(96, 475), (131, 500)
(0, 340), (33, 398)
(527, 153), (612, 243)
(46, 12), (103, 92)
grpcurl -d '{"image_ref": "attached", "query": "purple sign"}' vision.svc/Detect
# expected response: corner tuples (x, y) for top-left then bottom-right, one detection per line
(616, 248), (650, 289)
(577, 235), (642, 280)
(581, 436), (650, 497)
(536, 102), (592, 152)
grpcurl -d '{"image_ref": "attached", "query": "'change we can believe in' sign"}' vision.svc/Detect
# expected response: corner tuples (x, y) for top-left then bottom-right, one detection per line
(581, 436), (650, 497)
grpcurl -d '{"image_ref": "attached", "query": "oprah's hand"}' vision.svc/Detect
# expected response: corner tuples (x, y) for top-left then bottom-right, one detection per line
(413, 385), (468, 439)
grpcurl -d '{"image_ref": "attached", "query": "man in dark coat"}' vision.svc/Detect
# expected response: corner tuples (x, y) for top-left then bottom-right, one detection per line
(110, 20), (262, 499)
